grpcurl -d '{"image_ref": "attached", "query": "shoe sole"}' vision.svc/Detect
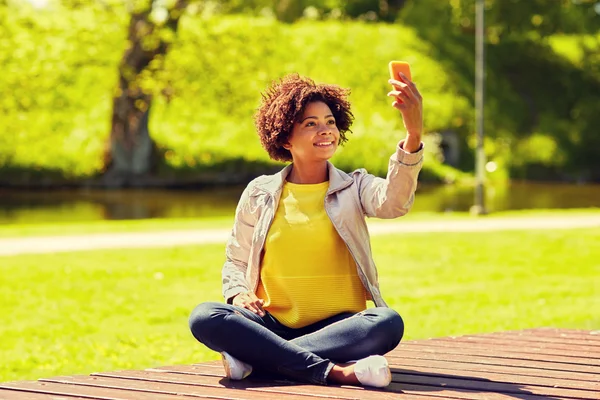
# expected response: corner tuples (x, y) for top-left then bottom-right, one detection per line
(221, 354), (233, 378)
(382, 367), (392, 386)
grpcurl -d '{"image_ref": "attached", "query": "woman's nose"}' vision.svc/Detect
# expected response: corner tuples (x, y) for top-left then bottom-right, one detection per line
(318, 123), (331, 134)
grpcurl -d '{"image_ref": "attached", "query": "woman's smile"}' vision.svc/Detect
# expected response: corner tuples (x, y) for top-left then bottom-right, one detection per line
(314, 140), (334, 148)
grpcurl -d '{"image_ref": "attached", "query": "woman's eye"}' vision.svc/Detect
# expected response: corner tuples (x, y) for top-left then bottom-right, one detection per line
(306, 122), (315, 127)
(327, 120), (336, 125)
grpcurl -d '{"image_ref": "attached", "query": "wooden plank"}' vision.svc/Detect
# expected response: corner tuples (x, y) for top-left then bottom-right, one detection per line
(386, 355), (600, 383)
(93, 369), (448, 400)
(387, 363), (600, 391)
(388, 372), (599, 399)
(0, 389), (94, 400)
(145, 364), (559, 400)
(425, 335), (600, 354)
(487, 330), (600, 346)
(394, 342), (600, 366)
(414, 337), (600, 359)
(489, 330), (600, 344)
(385, 349), (600, 374)
(41, 375), (352, 400)
(520, 328), (600, 338)
(0, 381), (192, 400)
(388, 382), (562, 400)
(495, 335), (600, 347)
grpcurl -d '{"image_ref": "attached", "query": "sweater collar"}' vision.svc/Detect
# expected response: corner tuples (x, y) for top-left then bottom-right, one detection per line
(255, 161), (353, 195)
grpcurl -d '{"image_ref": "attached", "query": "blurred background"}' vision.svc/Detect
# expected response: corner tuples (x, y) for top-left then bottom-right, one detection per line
(1, 0), (600, 384)
(1, 0), (599, 223)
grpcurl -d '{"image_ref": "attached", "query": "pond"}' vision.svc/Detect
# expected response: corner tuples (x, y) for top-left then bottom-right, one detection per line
(0, 182), (599, 224)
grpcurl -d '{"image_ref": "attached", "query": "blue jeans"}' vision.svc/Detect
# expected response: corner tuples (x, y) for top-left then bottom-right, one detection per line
(188, 302), (404, 385)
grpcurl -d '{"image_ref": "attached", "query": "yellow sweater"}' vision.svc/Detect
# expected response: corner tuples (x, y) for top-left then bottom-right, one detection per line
(256, 181), (366, 328)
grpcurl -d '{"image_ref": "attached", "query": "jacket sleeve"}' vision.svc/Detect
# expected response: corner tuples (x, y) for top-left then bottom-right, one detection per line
(356, 140), (424, 219)
(222, 184), (256, 303)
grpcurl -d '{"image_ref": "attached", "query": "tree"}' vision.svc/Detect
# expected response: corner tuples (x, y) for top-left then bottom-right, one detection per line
(446, 0), (599, 40)
(104, 0), (188, 187)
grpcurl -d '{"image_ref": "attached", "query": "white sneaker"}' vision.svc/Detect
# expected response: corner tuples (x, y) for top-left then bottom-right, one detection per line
(353, 355), (392, 388)
(221, 351), (252, 380)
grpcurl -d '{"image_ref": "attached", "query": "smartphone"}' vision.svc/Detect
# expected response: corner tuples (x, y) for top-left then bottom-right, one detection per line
(389, 61), (412, 85)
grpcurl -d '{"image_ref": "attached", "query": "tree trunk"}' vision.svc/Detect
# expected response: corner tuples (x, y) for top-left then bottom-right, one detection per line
(103, 0), (187, 187)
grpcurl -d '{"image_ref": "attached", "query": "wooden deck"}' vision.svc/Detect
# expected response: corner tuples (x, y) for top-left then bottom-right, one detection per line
(1, 328), (599, 399)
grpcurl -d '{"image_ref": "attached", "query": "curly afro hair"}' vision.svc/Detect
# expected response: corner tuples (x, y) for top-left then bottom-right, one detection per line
(254, 74), (354, 162)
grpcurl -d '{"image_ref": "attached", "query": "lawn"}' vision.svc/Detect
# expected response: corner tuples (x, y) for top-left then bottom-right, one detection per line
(1, 224), (599, 382)
(1, 208), (599, 238)
(0, 216), (234, 238)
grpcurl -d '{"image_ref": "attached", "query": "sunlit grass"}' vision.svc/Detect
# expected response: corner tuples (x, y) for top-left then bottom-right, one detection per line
(1, 208), (598, 238)
(1, 227), (598, 382)
(0, 216), (234, 238)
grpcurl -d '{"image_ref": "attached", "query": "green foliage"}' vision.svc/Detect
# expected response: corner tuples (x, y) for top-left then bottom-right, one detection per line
(205, 0), (401, 22)
(445, 0), (599, 40)
(400, 0), (600, 180)
(1, 3), (470, 182)
(0, 1), (124, 177)
(1, 1), (599, 183)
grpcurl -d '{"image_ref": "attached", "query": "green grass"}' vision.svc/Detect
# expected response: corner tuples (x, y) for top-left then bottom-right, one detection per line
(1, 226), (599, 382)
(0, 216), (234, 238)
(1, 208), (599, 238)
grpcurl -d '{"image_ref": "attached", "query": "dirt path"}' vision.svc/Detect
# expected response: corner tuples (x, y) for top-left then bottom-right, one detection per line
(1, 215), (599, 257)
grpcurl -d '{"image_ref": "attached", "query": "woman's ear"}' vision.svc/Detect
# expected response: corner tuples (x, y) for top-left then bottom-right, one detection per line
(282, 143), (291, 150)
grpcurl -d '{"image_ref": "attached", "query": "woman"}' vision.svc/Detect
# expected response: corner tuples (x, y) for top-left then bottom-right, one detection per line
(189, 72), (424, 388)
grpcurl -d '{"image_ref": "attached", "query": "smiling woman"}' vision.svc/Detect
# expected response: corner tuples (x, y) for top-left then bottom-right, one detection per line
(188, 73), (425, 388)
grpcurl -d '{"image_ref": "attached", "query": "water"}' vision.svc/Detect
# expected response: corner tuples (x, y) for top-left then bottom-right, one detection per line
(0, 182), (598, 224)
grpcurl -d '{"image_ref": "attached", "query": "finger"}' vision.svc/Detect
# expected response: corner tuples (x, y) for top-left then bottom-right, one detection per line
(392, 80), (417, 100)
(254, 299), (265, 317)
(406, 83), (422, 101)
(243, 302), (260, 315)
(389, 94), (412, 110)
(248, 294), (264, 306)
(390, 73), (414, 87)
(399, 72), (412, 83)
(253, 301), (266, 316)
(395, 74), (421, 99)
(387, 90), (411, 102)
(388, 80), (417, 101)
(392, 100), (408, 110)
(247, 297), (266, 316)
(400, 74), (422, 99)
(388, 79), (408, 89)
(232, 297), (244, 307)
(399, 73), (419, 91)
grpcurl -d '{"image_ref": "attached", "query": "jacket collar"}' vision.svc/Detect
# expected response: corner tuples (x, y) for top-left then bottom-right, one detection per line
(255, 161), (353, 195)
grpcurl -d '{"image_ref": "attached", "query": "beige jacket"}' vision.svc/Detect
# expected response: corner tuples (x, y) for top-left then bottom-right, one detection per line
(222, 141), (424, 307)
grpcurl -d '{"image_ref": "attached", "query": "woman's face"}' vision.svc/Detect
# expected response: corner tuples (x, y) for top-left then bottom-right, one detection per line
(284, 101), (340, 163)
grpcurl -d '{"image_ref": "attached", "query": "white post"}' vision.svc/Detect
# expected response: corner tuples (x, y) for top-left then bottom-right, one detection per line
(473, 0), (487, 215)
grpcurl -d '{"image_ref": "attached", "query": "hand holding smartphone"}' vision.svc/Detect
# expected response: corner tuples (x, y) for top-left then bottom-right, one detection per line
(387, 60), (423, 150)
